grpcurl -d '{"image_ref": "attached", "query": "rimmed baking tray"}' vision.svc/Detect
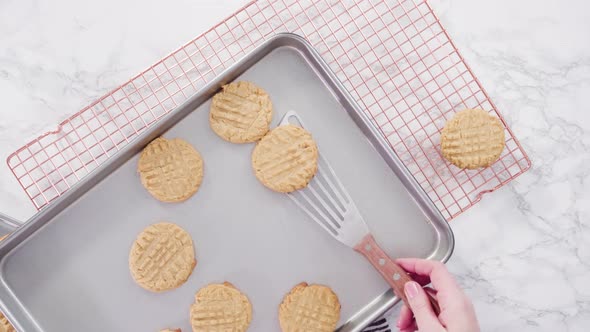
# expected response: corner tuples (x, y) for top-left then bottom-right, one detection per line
(0, 33), (453, 332)
(0, 214), (18, 238)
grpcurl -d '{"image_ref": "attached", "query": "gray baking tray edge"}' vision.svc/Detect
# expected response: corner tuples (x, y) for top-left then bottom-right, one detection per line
(0, 33), (453, 332)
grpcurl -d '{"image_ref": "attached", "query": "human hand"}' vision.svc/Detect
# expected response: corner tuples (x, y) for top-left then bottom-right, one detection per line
(395, 258), (479, 332)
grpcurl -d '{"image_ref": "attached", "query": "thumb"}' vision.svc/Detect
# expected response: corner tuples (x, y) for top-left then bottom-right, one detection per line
(404, 281), (444, 331)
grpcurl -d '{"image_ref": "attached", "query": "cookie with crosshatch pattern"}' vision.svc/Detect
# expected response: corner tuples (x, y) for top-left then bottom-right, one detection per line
(251, 124), (318, 193)
(138, 137), (203, 202)
(279, 282), (341, 332)
(129, 222), (196, 292)
(441, 109), (505, 169)
(0, 312), (15, 332)
(210, 81), (273, 143)
(190, 282), (252, 332)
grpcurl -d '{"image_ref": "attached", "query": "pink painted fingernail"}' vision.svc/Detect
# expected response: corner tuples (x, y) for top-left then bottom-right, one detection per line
(404, 281), (419, 299)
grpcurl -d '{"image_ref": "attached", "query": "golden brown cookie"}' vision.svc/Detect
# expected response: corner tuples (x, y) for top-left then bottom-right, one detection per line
(0, 312), (15, 332)
(129, 222), (196, 292)
(251, 125), (318, 193)
(279, 282), (340, 332)
(190, 282), (252, 332)
(441, 109), (505, 169)
(210, 81), (273, 143)
(138, 137), (204, 202)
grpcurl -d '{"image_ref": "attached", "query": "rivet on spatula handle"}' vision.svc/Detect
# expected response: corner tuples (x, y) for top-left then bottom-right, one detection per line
(353, 234), (441, 316)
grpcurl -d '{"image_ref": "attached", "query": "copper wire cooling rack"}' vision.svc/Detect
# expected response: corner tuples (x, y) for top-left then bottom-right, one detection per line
(6, 0), (530, 220)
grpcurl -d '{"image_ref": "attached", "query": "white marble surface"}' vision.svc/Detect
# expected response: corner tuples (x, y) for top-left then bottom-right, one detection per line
(1, 0), (589, 331)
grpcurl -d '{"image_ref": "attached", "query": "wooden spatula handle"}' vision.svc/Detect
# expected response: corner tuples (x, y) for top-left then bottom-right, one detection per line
(354, 234), (440, 316)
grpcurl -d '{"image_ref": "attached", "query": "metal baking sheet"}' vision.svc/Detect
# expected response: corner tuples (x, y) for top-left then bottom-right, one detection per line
(0, 33), (453, 332)
(0, 214), (18, 238)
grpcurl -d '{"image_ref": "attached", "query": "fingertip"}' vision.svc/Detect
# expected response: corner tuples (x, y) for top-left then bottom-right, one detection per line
(403, 281), (444, 330)
(404, 281), (420, 299)
(397, 259), (460, 294)
(395, 258), (424, 274)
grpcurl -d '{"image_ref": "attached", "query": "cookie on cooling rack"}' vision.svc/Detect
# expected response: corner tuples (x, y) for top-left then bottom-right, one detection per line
(440, 109), (505, 169)
(138, 137), (204, 203)
(129, 222), (196, 292)
(251, 124), (318, 193)
(279, 282), (341, 332)
(210, 81), (273, 143)
(190, 282), (252, 332)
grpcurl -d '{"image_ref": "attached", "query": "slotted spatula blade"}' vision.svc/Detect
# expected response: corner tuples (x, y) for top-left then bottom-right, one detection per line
(279, 110), (440, 315)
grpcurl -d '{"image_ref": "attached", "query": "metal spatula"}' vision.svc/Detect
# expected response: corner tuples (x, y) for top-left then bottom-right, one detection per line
(279, 111), (440, 315)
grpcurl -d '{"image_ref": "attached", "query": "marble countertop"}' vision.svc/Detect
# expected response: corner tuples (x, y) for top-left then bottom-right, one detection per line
(1, 0), (588, 330)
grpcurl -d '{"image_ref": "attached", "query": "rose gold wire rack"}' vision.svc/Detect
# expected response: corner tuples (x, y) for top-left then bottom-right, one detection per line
(6, 0), (531, 220)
